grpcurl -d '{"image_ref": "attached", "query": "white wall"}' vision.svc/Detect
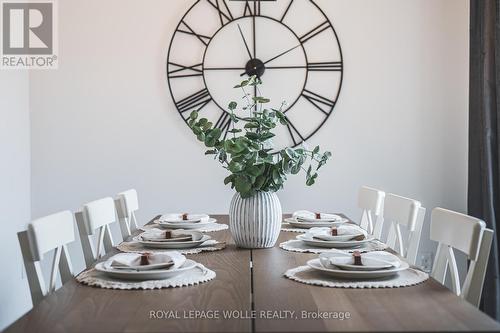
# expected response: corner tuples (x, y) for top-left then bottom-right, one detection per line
(29, 0), (468, 289)
(0, 71), (31, 330)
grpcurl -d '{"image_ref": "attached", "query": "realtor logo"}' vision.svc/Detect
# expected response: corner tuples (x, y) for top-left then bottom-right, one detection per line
(1, 0), (58, 69)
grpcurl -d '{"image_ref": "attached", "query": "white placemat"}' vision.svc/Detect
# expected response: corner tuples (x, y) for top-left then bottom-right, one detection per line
(279, 239), (388, 254)
(116, 240), (226, 255)
(140, 222), (229, 233)
(285, 265), (428, 288)
(76, 263), (215, 290)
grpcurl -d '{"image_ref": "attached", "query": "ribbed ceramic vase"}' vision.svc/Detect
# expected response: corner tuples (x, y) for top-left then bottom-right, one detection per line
(229, 191), (282, 249)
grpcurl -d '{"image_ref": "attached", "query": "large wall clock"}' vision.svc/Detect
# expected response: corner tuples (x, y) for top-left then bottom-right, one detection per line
(167, 0), (343, 152)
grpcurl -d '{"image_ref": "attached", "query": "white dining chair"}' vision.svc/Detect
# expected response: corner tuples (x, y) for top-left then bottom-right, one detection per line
(75, 197), (117, 268)
(430, 208), (494, 307)
(115, 189), (139, 239)
(358, 186), (385, 239)
(18, 211), (75, 305)
(383, 193), (425, 265)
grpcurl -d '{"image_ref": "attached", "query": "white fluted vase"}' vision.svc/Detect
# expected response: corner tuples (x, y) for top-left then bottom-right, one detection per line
(229, 191), (282, 249)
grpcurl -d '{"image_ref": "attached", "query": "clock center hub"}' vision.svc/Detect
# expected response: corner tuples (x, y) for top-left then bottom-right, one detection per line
(245, 58), (266, 77)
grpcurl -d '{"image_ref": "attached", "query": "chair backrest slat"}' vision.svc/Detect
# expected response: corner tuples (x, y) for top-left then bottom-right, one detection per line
(358, 186), (385, 238)
(76, 197), (117, 269)
(430, 208), (484, 260)
(406, 206), (426, 265)
(27, 211), (75, 261)
(18, 210), (75, 305)
(115, 189), (140, 239)
(462, 228), (494, 307)
(430, 207), (493, 307)
(384, 194), (423, 264)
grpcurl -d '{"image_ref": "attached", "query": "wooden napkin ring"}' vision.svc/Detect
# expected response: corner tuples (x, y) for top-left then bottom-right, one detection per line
(353, 251), (362, 266)
(165, 231), (172, 239)
(331, 227), (338, 236)
(315, 212), (321, 219)
(182, 213), (188, 221)
(140, 253), (152, 266)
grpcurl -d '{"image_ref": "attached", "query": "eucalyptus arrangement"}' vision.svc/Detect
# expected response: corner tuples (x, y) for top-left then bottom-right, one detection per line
(188, 76), (332, 199)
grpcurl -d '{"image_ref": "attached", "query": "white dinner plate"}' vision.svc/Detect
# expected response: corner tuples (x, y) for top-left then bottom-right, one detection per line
(159, 213), (209, 223)
(134, 234), (212, 249)
(297, 234), (375, 248)
(296, 214), (345, 222)
(157, 218), (217, 229)
(307, 258), (409, 279)
(320, 251), (401, 271)
(286, 217), (348, 229)
(95, 259), (197, 280)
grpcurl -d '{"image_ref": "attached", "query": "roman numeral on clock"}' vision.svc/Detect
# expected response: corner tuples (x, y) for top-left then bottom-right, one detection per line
(176, 88), (212, 115)
(243, 0), (261, 16)
(168, 62), (203, 79)
(302, 89), (335, 115)
(206, 0), (234, 27)
(299, 21), (331, 44)
(178, 21), (212, 46)
(285, 118), (305, 146)
(214, 112), (233, 139)
(307, 61), (342, 72)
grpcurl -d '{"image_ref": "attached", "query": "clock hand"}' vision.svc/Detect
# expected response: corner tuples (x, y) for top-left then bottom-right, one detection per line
(240, 44), (302, 76)
(237, 24), (253, 60)
(263, 44), (301, 65)
(253, 9), (256, 59)
(204, 66), (246, 71)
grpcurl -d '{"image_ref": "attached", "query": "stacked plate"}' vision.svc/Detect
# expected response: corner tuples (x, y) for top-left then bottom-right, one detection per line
(157, 213), (216, 229)
(286, 210), (348, 229)
(308, 251), (409, 279)
(133, 229), (212, 249)
(95, 252), (196, 281)
(296, 226), (374, 249)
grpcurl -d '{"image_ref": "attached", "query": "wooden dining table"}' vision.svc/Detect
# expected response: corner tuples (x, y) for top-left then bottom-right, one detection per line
(5, 214), (500, 332)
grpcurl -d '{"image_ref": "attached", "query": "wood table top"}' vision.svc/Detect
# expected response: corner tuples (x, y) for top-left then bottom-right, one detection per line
(5, 214), (500, 332)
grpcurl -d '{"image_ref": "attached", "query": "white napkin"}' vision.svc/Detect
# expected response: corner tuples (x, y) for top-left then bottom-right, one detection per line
(308, 226), (367, 241)
(321, 251), (401, 269)
(140, 228), (202, 242)
(293, 210), (343, 222)
(109, 252), (186, 270)
(159, 213), (210, 223)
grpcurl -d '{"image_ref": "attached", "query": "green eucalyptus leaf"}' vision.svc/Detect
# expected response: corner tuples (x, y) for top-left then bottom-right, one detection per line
(306, 177), (315, 186)
(224, 175), (234, 185)
(229, 160), (245, 173)
(202, 121), (213, 131)
(228, 101), (237, 110)
(260, 132), (275, 141)
(244, 122), (260, 129)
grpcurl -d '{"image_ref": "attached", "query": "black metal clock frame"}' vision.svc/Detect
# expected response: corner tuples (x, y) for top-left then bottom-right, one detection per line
(166, 0), (344, 148)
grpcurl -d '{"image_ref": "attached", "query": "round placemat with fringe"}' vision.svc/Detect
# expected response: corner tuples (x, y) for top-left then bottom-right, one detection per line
(285, 265), (428, 288)
(76, 264), (215, 290)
